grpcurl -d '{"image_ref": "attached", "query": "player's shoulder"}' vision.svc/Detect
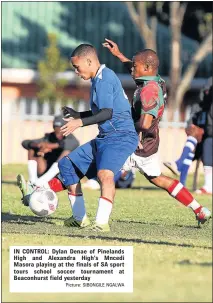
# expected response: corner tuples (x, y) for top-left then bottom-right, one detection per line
(143, 81), (160, 92)
(140, 81), (160, 99)
(100, 66), (118, 83)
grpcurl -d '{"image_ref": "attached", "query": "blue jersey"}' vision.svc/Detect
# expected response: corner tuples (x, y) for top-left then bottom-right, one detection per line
(90, 65), (135, 135)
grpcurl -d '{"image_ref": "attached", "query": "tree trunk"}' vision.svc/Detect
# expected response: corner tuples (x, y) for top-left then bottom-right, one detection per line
(126, 2), (157, 51)
(167, 2), (186, 121)
(175, 32), (212, 110)
(167, 33), (181, 121)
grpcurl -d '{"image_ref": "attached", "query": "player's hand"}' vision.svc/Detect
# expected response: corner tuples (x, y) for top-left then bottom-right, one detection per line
(61, 106), (78, 118)
(60, 118), (83, 136)
(37, 148), (52, 157)
(185, 124), (204, 143)
(102, 38), (121, 57)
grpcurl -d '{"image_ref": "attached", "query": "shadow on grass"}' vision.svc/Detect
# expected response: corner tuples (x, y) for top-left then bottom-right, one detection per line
(66, 234), (212, 250)
(2, 180), (17, 185)
(3, 229), (212, 250)
(114, 219), (199, 229)
(130, 186), (161, 190)
(176, 259), (213, 267)
(1, 212), (65, 225)
(2, 220), (212, 250)
(115, 186), (161, 191)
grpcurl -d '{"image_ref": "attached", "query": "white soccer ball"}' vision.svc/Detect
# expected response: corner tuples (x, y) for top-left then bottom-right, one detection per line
(29, 188), (58, 217)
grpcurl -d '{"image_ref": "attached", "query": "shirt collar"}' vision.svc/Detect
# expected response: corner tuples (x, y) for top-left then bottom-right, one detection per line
(92, 64), (106, 83)
(135, 75), (160, 81)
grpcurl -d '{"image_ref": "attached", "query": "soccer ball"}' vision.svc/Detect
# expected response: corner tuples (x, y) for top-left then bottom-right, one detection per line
(29, 188), (58, 217)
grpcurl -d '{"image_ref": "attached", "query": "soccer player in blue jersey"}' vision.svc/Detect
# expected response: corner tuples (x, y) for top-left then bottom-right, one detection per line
(56, 44), (138, 232)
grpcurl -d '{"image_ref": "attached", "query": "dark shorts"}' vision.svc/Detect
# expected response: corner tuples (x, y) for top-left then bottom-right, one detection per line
(194, 142), (203, 160)
(202, 137), (213, 166)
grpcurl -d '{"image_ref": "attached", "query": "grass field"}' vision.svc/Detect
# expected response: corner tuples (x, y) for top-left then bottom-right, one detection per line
(2, 164), (212, 302)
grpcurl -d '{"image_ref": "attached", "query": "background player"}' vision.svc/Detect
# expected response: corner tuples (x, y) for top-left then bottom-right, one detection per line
(164, 77), (212, 192)
(17, 115), (79, 198)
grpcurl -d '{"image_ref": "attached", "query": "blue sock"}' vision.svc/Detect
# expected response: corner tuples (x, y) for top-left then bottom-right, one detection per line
(176, 136), (197, 172)
(180, 152), (195, 185)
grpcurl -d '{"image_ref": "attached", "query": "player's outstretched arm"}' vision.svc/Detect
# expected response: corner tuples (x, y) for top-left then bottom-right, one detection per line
(102, 38), (131, 63)
(61, 106), (93, 119)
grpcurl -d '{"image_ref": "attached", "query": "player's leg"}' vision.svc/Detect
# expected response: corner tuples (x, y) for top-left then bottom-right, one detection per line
(17, 137), (48, 199)
(196, 137), (213, 194)
(17, 152), (78, 206)
(34, 150), (70, 187)
(22, 139), (44, 184)
(164, 126), (204, 185)
(17, 140), (46, 203)
(133, 152), (211, 226)
(17, 154), (47, 206)
(148, 174), (211, 226)
(163, 136), (197, 178)
(90, 132), (138, 232)
(176, 135), (198, 172)
(179, 141), (203, 186)
(92, 169), (115, 232)
(36, 156), (48, 176)
(27, 149), (39, 183)
(58, 157), (90, 228)
(17, 173), (67, 206)
(58, 141), (97, 228)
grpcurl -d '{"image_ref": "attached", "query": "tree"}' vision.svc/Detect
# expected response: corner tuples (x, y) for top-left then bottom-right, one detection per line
(168, 2), (212, 120)
(126, 2), (157, 51)
(37, 33), (69, 106)
(167, 2), (187, 120)
(126, 2), (212, 120)
(175, 32), (212, 111)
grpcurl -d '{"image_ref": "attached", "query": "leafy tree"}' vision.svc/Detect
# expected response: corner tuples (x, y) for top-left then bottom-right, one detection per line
(37, 33), (69, 105)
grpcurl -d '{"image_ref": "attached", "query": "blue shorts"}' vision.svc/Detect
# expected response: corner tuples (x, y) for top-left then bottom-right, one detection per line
(60, 131), (138, 186)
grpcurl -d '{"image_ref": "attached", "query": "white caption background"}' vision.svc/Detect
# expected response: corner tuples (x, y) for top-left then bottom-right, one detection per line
(10, 246), (133, 292)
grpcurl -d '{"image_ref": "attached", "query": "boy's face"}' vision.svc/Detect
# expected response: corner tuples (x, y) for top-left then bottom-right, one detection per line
(54, 126), (63, 139)
(131, 55), (153, 79)
(71, 56), (92, 80)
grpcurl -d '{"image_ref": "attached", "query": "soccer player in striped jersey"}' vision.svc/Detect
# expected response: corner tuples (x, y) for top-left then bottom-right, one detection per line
(102, 38), (211, 226)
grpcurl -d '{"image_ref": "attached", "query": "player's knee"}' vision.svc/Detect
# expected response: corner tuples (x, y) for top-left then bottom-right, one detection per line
(98, 170), (114, 185)
(147, 175), (158, 185)
(145, 174), (163, 187)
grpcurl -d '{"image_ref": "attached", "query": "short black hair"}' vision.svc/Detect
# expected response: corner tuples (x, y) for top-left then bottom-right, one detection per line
(134, 49), (159, 70)
(71, 44), (97, 58)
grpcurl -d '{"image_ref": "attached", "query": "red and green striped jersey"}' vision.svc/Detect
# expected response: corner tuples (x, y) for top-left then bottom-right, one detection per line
(132, 75), (167, 157)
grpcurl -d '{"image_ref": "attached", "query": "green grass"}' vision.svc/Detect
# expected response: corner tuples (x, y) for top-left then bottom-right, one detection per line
(2, 164), (212, 302)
